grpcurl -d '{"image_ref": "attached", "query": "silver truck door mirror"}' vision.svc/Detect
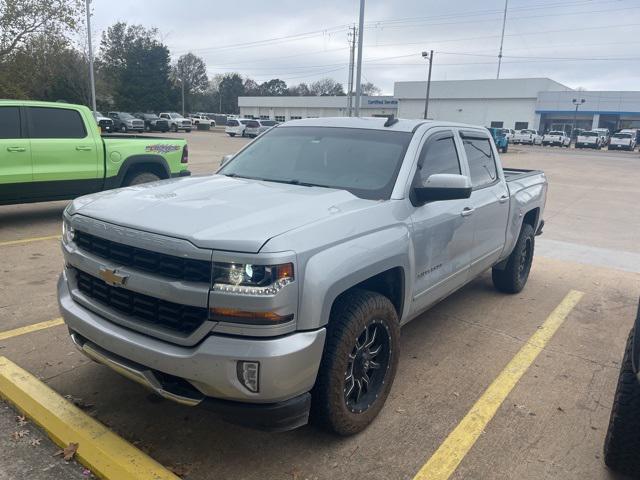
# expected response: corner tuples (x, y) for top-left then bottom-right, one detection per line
(221, 154), (233, 167)
(413, 174), (472, 205)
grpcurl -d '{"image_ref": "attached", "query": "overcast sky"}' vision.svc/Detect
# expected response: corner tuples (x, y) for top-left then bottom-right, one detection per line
(91, 0), (640, 94)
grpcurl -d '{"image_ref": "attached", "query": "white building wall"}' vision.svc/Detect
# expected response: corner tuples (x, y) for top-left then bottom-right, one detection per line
(398, 98), (538, 129)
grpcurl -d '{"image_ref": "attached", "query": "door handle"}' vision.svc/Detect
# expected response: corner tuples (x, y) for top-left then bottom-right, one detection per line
(499, 194), (509, 204)
(75, 146), (92, 151)
(6, 147), (26, 152)
(461, 207), (475, 217)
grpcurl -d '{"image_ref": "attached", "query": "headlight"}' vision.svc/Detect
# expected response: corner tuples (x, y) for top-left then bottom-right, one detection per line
(211, 262), (294, 295)
(62, 218), (74, 245)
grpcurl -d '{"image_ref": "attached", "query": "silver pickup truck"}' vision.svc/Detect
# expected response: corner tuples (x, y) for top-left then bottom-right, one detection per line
(58, 117), (547, 435)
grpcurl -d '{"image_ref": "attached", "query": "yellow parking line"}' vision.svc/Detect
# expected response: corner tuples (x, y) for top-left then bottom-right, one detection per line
(413, 289), (584, 480)
(0, 356), (179, 480)
(0, 235), (60, 247)
(0, 318), (65, 341)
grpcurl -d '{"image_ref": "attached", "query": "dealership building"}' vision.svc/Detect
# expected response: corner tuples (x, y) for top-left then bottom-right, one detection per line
(238, 78), (640, 132)
(238, 95), (397, 121)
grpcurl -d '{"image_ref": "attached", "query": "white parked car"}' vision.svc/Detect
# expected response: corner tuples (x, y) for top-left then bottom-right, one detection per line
(513, 129), (542, 145)
(500, 129), (515, 142)
(244, 119), (279, 138)
(608, 131), (637, 151)
(225, 118), (254, 137)
(575, 131), (602, 149)
(159, 112), (192, 132)
(189, 114), (215, 129)
(591, 128), (610, 146)
(542, 130), (570, 147)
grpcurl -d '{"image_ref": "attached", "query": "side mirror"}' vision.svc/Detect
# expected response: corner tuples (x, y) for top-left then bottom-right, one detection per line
(412, 174), (472, 205)
(220, 154), (233, 166)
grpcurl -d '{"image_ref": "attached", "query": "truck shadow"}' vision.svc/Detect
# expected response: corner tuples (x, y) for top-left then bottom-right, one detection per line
(0, 201), (68, 230)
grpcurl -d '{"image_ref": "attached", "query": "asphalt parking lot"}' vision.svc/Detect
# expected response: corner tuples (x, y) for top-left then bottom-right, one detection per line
(1, 129), (639, 479)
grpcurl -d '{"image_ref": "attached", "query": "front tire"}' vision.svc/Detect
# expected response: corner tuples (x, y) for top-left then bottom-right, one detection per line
(120, 125), (127, 133)
(171, 124), (178, 132)
(124, 171), (161, 186)
(604, 328), (640, 477)
(311, 289), (400, 435)
(492, 223), (535, 294)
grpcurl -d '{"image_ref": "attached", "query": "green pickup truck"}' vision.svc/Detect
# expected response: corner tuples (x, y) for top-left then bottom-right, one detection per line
(0, 100), (190, 205)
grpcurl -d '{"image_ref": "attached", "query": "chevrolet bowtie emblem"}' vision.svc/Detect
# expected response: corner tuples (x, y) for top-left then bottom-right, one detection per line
(98, 267), (129, 287)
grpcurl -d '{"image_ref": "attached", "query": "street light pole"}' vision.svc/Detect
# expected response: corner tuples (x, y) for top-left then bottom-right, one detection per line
(85, 0), (97, 115)
(422, 50), (433, 120)
(572, 98), (585, 140)
(181, 78), (185, 117)
(354, 0), (365, 117)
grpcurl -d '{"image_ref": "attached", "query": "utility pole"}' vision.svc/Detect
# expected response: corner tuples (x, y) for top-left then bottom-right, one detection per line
(496, 0), (509, 79)
(347, 25), (356, 117)
(354, 0), (365, 117)
(422, 50), (433, 120)
(85, 0), (97, 115)
(572, 98), (585, 139)
(181, 78), (185, 116)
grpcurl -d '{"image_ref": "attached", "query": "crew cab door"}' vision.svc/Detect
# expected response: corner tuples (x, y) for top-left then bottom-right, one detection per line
(27, 106), (101, 198)
(459, 131), (510, 277)
(0, 105), (33, 203)
(409, 129), (474, 314)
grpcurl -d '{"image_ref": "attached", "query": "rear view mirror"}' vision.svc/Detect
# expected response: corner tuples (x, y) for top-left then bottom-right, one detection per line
(412, 174), (472, 205)
(221, 154), (233, 167)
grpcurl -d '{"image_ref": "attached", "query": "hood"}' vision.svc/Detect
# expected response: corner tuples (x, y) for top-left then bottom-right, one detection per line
(70, 175), (376, 253)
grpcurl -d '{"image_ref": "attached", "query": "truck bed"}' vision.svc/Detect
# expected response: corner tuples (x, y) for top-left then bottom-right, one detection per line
(503, 168), (543, 182)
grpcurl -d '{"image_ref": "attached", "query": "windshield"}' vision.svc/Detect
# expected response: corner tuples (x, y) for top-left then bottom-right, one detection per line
(218, 126), (413, 200)
(613, 133), (632, 138)
(549, 131), (564, 135)
(581, 132), (599, 137)
(120, 113), (135, 119)
(521, 130), (535, 134)
(260, 120), (277, 126)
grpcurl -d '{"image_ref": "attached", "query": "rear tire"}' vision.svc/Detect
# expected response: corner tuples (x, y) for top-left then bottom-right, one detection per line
(120, 125), (127, 133)
(185, 129), (191, 133)
(604, 328), (640, 477)
(124, 171), (161, 186)
(229, 133), (235, 137)
(311, 289), (400, 436)
(501, 145), (508, 153)
(492, 223), (535, 294)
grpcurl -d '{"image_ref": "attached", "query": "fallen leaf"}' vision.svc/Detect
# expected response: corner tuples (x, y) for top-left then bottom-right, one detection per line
(54, 442), (79, 461)
(16, 415), (27, 426)
(557, 406), (565, 413)
(11, 429), (30, 440)
(29, 438), (41, 446)
(452, 392), (460, 397)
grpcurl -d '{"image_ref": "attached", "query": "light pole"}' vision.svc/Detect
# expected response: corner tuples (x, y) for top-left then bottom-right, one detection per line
(496, 0), (509, 79)
(181, 77), (185, 117)
(354, 0), (365, 117)
(85, 0), (97, 115)
(422, 50), (433, 120)
(572, 98), (585, 140)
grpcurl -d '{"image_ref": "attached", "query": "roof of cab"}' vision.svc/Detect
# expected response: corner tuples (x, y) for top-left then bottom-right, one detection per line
(281, 116), (486, 133)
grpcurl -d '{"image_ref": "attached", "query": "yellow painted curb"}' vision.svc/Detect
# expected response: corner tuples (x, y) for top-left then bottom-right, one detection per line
(0, 356), (179, 480)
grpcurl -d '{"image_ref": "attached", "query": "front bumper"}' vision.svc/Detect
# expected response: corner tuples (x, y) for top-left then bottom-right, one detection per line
(609, 144), (631, 150)
(58, 274), (326, 429)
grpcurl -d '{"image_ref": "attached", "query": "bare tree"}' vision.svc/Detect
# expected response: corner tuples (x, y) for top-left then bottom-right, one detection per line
(360, 82), (381, 96)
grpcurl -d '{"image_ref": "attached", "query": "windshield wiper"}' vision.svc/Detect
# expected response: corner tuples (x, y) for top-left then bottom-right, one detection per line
(264, 178), (331, 188)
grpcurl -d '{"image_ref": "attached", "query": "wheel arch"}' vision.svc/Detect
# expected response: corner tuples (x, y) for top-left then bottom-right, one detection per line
(105, 154), (171, 189)
(297, 228), (412, 331)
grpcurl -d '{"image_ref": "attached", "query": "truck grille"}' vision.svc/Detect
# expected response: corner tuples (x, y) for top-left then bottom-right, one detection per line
(74, 230), (211, 283)
(75, 269), (208, 335)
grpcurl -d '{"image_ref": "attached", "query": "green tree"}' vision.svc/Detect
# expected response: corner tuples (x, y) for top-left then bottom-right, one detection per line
(100, 22), (173, 111)
(258, 78), (287, 96)
(217, 73), (244, 114)
(0, 0), (83, 60)
(287, 83), (310, 96)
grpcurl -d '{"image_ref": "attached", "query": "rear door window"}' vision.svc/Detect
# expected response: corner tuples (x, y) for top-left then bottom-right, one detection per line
(0, 107), (21, 139)
(227, 120), (238, 126)
(27, 107), (87, 139)
(462, 136), (497, 189)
